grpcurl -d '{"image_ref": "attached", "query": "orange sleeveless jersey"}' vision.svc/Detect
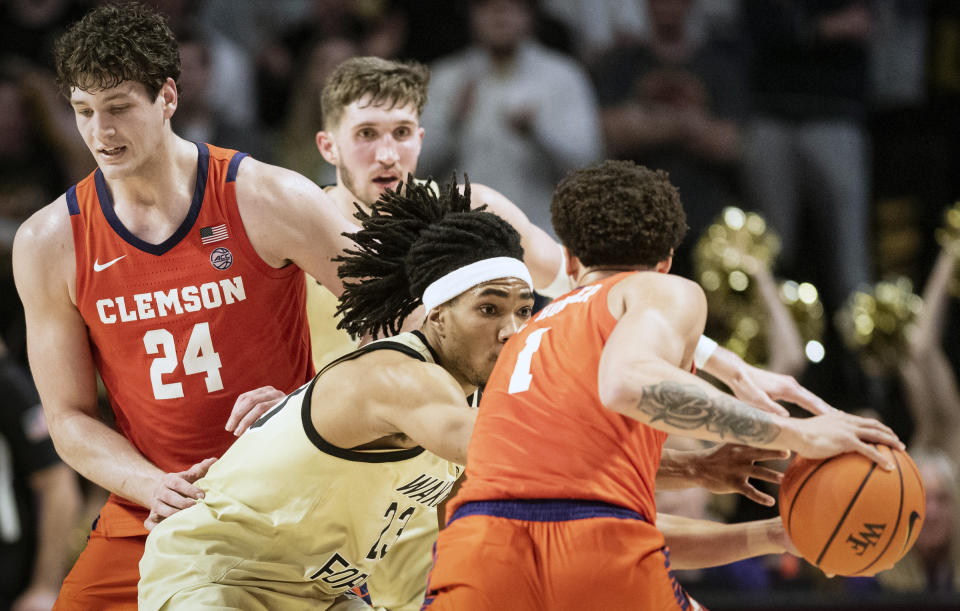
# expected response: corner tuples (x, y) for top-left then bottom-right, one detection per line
(452, 272), (667, 522)
(68, 143), (313, 534)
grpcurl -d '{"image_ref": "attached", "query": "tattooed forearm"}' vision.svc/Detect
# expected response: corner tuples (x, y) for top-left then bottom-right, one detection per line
(637, 381), (781, 444)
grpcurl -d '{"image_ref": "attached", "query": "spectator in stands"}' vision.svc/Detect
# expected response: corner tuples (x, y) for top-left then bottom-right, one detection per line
(591, 0), (747, 279)
(0, 340), (82, 611)
(418, 0), (602, 238)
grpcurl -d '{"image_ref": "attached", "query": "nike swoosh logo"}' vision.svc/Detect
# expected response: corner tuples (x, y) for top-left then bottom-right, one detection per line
(93, 255), (126, 272)
(903, 510), (921, 550)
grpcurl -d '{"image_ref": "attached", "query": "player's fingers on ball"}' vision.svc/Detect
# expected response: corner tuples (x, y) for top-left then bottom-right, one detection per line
(751, 465), (783, 484)
(850, 413), (896, 435)
(856, 425), (904, 450)
(853, 442), (895, 470)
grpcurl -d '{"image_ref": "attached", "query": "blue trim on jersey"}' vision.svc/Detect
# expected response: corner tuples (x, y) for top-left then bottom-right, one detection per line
(353, 583), (372, 604)
(66, 185), (80, 216)
(93, 142), (209, 256)
(420, 541), (439, 610)
(449, 499), (648, 524)
(226, 151), (248, 182)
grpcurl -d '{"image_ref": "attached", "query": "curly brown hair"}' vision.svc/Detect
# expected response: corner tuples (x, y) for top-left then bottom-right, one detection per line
(551, 160), (687, 268)
(54, 2), (180, 99)
(321, 56), (429, 130)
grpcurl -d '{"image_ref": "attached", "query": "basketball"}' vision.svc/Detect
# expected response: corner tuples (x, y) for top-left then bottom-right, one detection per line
(779, 446), (926, 577)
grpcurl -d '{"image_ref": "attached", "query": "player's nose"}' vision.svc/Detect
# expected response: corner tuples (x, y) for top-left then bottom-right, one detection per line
(498, 316), (523, 342)
(375, 136), (399, 165)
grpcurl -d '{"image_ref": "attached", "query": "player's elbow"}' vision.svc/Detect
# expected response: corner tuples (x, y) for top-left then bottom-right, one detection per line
(597, 367), (641, 414)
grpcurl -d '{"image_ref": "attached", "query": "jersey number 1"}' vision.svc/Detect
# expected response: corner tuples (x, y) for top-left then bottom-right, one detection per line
(143, 322), (223, 400)
(507, 328), (550, 394)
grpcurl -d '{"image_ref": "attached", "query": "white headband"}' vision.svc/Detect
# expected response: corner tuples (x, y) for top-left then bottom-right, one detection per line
(421, 257), (533, 312)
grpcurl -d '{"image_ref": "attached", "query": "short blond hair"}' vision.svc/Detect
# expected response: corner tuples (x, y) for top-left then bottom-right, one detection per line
(321, 56), (429, 129)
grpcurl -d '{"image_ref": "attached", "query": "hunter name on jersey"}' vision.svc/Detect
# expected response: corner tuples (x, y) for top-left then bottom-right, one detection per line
(94, 275), (247, 324)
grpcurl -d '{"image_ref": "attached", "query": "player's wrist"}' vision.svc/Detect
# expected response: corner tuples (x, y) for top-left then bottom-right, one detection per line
(774, 417), (806, 455)
(746, 518), (786, 556)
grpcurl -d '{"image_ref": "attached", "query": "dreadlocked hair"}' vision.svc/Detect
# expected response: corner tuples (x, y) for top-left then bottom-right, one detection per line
(336, 175), (525, 339)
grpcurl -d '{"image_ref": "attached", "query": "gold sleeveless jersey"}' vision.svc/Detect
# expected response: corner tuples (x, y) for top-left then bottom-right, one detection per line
(305, 180), (452, 611)
(306, 276), (357, 370)
(138, 332), (462, 610)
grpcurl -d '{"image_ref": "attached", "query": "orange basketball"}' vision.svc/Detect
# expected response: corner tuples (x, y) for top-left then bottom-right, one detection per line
(779, 445), (926, 577)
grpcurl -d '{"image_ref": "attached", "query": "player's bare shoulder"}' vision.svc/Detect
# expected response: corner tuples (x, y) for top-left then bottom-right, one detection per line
(12, 193), (78, 300)
(610, 272), (707, 319)
(233, 157), (323, 215)
(231, 156), (351, 272)
(332, 349), (462, 408)
(466, 183), (516, 217)
(311, 348), (464, 447)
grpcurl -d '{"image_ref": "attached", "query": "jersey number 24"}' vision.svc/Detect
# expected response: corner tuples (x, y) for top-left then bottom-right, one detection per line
(143, 322), (223, 400)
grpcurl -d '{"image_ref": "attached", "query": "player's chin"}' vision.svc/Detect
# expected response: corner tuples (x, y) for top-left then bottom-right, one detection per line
(478, 359), (499, 382)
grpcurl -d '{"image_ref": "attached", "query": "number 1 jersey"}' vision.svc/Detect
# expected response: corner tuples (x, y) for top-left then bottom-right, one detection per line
(451, 272), (668, 524)
(68, 143), (313, 533)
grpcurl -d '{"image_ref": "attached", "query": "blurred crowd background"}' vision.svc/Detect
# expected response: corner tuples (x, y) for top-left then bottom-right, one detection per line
(1, 0), (959, 609)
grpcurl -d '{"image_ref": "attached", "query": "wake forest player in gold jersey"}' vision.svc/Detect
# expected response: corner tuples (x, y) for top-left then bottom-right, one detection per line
(223, 57), (840, 611)
(137, 178), (537, 610)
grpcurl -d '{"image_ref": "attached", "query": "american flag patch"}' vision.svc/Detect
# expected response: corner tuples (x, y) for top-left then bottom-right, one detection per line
(200, 224), (228, 245)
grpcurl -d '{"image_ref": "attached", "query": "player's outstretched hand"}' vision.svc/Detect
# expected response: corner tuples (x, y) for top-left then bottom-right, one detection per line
(789, 412), (903, 469)
(727, 361), (834, 417)
(144, 457), (217, 531)
(226, 385), (286, 436)
(695, 444), (788, 506)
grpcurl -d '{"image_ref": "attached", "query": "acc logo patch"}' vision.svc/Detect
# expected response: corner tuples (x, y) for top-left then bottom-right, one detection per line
(210, 246), (234, 270)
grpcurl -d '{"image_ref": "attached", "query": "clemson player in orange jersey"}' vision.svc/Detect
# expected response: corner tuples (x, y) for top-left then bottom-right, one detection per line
(11, 4), (355, 609)
(423, 161), (903, 610)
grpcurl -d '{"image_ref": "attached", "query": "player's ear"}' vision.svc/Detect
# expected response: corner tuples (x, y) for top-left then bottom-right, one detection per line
(317, 131), (338, 164)
(426, 306), (445, 337)
(160, 77), (178, 119)
(656, 250), (673, 274)
(562, 247), (581, 282)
